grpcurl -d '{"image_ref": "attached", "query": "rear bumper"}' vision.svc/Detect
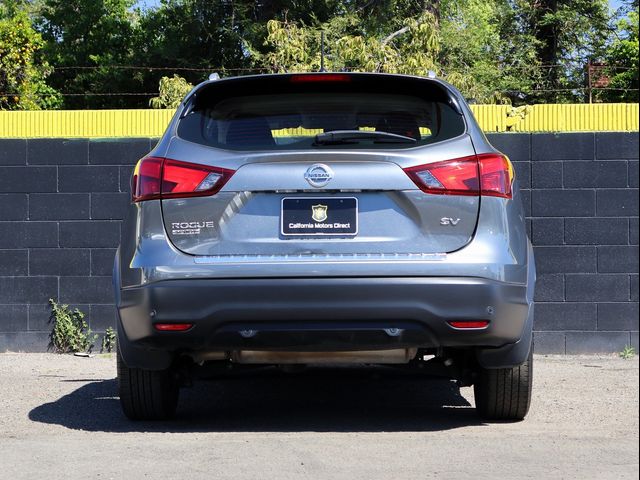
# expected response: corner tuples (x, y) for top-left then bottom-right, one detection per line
(116, 276), (532, 369)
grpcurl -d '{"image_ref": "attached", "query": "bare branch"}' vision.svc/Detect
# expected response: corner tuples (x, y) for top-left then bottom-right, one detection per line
(381, 26), (410, 47)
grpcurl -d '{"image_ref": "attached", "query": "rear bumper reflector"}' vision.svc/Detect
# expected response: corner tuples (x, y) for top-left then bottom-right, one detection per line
(154, 323), (194, 332)
(448, 320), (490, 329)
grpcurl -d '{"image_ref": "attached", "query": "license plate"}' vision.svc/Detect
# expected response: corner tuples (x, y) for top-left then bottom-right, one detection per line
(281, 197), (358, 236)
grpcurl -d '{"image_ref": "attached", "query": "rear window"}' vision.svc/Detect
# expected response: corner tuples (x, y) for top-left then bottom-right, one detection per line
(177, 74), (466, 151)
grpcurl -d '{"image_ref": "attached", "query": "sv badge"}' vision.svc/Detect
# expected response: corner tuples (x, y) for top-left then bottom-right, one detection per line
(440, 217), (461, 226)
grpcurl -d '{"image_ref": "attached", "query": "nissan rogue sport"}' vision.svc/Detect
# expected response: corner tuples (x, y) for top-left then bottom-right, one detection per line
(114, 72), (535, 421)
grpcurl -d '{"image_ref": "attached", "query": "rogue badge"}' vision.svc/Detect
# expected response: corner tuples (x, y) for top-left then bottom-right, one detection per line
(311, 204), (328, 222)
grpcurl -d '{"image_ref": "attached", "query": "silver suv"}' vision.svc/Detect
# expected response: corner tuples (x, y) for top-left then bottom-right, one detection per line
(114, 73), (535, 421)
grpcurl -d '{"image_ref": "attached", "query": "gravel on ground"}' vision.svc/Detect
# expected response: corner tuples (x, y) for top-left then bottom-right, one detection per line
(0, 353), (637, 479)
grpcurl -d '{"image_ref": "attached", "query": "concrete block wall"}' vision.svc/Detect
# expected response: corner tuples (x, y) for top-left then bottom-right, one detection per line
(486, 132), (639, 354)
(0, 138), (152, 351)
(0, 133), (638, 353)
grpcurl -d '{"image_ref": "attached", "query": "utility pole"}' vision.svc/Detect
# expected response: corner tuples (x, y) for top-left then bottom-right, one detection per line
(587, 59), (593, 104)
(320, 31), (326, 72)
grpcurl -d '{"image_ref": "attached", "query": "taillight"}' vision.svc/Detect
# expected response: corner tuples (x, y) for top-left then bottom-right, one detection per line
(403, 154), (513, 198)
(133, 156), (163, 201)
(477, 153), (513, 198)
(404, 155), (479, 196)
(132, 157), (234, 202)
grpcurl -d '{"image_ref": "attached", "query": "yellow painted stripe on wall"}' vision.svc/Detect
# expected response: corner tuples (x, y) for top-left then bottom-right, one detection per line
(471, 103), (639, 133)
(0, 109), (176, 138)
(0, 104), (637, 138)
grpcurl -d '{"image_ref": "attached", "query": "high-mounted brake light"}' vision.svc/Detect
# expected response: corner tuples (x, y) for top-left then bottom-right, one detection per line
(403, 153), (513, 198)
(132, 157), (235, 202)
(290, 74), (351, 83)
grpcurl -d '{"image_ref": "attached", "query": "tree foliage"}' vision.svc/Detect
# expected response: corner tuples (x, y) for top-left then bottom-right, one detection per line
(254, 13), (439, 75)
(600, 7), (639, 102)
(0, 1), (60, 109)
(38, 0), (137, 108)
(520, 0), (611, 101)
(1, 0), (636, 108)
(250, 1), (541, 103)
(149, 74), (193, 108)
(438, 0), (541, 103)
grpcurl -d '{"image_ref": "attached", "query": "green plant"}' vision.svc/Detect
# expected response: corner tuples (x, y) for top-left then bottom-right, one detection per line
(149, 75), (193, 109)
(619, 345), (636, 359)
(101, 327), (117, 353)
(48, 298), (97, 353)
(0, 5), (61, 110)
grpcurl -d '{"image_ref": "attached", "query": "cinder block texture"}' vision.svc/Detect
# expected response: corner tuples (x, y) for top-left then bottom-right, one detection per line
(0, 194), (28, 220)
(532, 133), (594, 161)
(0, 133), (638, 354)
(0, 139), (27, 165)
(532, 162), (563, 188)
(0, 166), (57, 193)
(595, 132), (639, 159)
(565, 218), (628, 245)
(59, 166), (119, 192)
(27, 139), (88, 165)
(566, 332), (631, 354)
(532, 190), (596, 217)
(30, 193), (90, 220)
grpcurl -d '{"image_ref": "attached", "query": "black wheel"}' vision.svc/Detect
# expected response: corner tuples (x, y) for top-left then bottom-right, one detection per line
(117, 349), (179, 420)
(473, 348), (533, 421)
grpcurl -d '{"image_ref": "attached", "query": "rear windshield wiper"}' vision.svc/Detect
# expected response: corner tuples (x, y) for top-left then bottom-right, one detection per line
(313, 130), (417, 145)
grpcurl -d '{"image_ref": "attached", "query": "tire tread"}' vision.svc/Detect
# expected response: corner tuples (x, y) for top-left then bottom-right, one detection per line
(117, 350), (179, 420)
(474, 349), (533, 421)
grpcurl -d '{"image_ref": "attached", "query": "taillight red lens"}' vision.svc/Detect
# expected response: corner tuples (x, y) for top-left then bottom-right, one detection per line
(133, 156), (163, 201)
(477, 153), (513, 198)
(404, 155), (480, 196)
(132, 157), (234, 202)
(403, 154), (513, 198)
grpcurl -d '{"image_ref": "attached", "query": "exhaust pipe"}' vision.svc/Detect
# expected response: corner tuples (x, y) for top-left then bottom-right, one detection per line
(231, 348), (417, 365)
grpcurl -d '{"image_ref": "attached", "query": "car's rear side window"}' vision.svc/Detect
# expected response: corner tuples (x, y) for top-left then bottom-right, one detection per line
(177, 74), (466, 151)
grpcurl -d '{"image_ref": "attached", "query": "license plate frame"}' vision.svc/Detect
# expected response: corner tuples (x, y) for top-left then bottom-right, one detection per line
(281, 197), (358, 237)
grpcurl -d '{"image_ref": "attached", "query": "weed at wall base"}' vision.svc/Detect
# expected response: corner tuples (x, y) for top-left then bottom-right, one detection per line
(101, 327), (117, 353)
(48, 299), (97, 354)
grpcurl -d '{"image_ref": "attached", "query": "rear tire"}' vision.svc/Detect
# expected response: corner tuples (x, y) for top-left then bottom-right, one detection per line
(473, 348), (533, 421)
(117, 349), (179, 420)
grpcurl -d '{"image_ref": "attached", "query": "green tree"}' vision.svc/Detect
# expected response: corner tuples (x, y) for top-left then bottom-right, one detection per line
(599, 7), (638, 102)
(438, 0), (541, 103)
(248, 1), (542, 103)
(521, 0), (611, 102)
(31, 0), (351, 107)
(38, 0), (138, 108)
(14, 0), (629, 108)
(149, 74), (193, 108)
(125, 0), (254, 106)
(0, 2), (60, 109)
(252, 12), (439, 75)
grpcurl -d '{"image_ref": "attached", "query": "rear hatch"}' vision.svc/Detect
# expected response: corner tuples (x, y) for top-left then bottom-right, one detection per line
(134, 74), (511, 259)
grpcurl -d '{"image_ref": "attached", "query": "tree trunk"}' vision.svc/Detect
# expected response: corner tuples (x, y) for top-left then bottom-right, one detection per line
(530, 0), (560, 99)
